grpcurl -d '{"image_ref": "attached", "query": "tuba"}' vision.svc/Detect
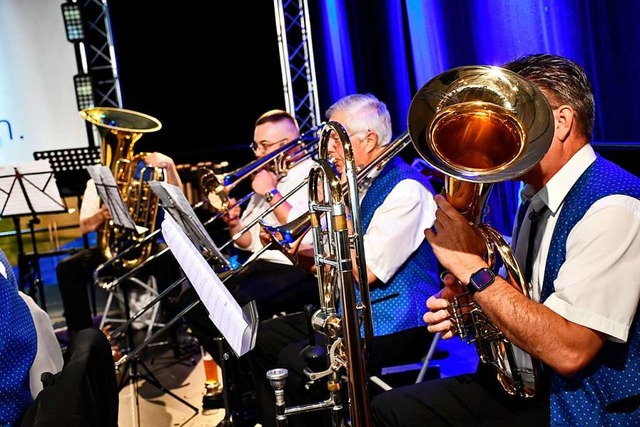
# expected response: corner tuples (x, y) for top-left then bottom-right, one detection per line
(408, 65), (554, 398)
(80, 107), (165, 271)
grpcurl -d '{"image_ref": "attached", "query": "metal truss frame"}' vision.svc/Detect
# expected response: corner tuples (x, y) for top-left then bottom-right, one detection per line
(273, 0), (321, 134)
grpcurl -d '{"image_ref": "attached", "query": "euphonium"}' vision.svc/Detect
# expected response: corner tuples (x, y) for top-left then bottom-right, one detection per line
(80, 107), (164, 270)
(408, 65), (554, 398)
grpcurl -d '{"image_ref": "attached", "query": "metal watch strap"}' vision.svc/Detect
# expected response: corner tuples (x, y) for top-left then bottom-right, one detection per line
(264, 188), (279, 203)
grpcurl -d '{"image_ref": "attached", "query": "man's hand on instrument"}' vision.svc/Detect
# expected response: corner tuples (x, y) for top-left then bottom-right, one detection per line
(222, 198), (241, 228)
(251, 169), (278, 196)
(424, 194), (487, 281)
(423, 273), (463, 339)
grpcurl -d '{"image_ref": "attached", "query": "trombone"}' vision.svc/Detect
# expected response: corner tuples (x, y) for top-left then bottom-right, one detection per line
(266, 127), (414, 427)
(92, 125), (322, 290)
(199, 125), (322, 226)
(107, 172), (317, 366)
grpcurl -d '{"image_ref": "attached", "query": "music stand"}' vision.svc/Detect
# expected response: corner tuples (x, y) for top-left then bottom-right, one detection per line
(0, 160), (68, 310)
(86, 165), (140, 233)
(34, 147), (101, 198)
(159, 201), (258, 427)
(84, 166), (198, 425)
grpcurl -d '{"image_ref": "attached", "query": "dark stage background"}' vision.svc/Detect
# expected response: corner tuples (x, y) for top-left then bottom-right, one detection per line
(105, 1), (640, 236)
(106, 2), (286, 168)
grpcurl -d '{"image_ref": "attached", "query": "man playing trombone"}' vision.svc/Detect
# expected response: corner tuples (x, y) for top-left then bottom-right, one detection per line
(178, 109), (319, 362)
(250, 94), (443, 427)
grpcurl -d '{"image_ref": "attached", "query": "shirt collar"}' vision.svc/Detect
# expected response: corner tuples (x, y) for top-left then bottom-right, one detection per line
(521, 144), (596, 215)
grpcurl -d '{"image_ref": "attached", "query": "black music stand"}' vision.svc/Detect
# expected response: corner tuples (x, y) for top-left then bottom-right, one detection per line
(85, 165), (199, 425)
(159, 206), (258, 427)
(0, 160), (68, 310)
(34, 147), (101, 198)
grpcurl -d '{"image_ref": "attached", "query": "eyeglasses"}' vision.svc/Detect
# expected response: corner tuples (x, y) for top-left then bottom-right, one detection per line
(250, 138), (288, 153)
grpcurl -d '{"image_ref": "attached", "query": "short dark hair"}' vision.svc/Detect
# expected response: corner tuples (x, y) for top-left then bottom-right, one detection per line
(255, 109), (299, 129)
(502, 53), (595, 141)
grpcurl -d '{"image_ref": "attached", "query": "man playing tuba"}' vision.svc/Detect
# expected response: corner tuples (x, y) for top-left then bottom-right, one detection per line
(372, 54), (640, 427)
(56, 151), (184, 338)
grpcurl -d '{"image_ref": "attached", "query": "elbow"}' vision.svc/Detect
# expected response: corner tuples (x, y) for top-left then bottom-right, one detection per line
(549, 350), (593, 377)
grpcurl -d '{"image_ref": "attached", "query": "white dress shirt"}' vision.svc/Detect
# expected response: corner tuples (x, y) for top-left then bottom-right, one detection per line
(237, 157), (315, 265)
(360, 178), (437, 283)
(517, 144), (640, 343)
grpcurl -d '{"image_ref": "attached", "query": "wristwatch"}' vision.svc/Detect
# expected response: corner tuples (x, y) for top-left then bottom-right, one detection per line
(467, 267), (496, 295)
(264, 188), (279, 203)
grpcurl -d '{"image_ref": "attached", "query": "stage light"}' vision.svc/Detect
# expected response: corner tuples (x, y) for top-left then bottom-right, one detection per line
(74, 74), (94, 111)
(61, 3), (85, 42)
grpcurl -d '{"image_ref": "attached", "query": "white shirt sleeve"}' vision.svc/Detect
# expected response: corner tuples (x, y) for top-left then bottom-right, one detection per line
(544, 195), (640, 342)
(19, 292), (64, 398)
(363, 179), (437, 283)
(79, 179), (100, 221)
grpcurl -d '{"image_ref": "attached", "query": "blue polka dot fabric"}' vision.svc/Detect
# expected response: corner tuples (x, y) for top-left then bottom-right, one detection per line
(0, 249), (37, 426)
(357, 157), (440, 336)
(540, 155), (640, 425)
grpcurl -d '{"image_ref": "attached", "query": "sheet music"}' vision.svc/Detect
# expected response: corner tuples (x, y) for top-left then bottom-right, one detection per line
(0, 160), (67, 217)
(85, 164), (141, 232)
(149, 180), (229, 267)
(162, 215), (257, 357)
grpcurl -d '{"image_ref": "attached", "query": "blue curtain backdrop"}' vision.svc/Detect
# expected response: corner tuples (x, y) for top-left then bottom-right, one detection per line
(308, 0), (640, 236)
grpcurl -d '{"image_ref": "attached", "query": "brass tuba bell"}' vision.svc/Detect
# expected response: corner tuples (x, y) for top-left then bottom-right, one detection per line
(80, 107), (164, 271)
(408, 65), (554, 398)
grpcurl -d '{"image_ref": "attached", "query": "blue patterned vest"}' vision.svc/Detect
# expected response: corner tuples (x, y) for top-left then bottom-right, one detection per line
(0, 249), (37, 426)
(358, 157), (440, 336)
(538, 155), (640, 425)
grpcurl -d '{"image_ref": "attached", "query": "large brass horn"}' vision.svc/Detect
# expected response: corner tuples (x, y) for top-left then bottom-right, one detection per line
(80, 107), (163, 271)
(408, 65), (554, 398)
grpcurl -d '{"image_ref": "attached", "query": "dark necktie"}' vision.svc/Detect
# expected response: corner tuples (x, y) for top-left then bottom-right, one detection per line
(524, 206), (547, 285)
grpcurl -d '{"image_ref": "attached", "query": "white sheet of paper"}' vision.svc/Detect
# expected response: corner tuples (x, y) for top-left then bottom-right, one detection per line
(161, 215), (255, 356)
(149, 180), (229, 267)
(0, 160), (66, 217)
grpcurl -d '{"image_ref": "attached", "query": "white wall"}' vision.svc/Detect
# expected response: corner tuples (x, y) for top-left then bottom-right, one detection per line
(0, 0), (88, 164)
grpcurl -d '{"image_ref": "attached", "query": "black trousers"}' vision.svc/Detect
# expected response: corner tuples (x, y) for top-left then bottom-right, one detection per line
(177, 259), (319, 360)
(370, 362), (550, 427)
(250, 311), (434, 427)
(56, 243), (181, 336)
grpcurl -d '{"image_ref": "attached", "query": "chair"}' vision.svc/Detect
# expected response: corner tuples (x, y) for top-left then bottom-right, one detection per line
(19, 328), (119, 427)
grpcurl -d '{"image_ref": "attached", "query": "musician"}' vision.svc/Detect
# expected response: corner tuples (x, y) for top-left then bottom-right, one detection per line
(177, 109), (319, 360)
(249, 94), (441, 427)
(0, 248), (63, 425)
(371, 54), (640, 426)
(55, 152), (183, 338)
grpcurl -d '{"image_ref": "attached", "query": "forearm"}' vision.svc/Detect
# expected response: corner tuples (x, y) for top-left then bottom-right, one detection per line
(80, 212), (104, 234)
(230, 222), (252, 249)
(474, 279), (605, 376)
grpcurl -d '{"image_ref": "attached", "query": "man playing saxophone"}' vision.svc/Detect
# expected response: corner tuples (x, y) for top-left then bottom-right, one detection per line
(56, 152), (183, 338)
(372, 54), (640, 426)
(250, 93), (442, 427)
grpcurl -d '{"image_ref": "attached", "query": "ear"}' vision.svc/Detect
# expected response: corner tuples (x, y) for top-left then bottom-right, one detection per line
(555, 105), (574, 142)
(364, 131), (378, 153)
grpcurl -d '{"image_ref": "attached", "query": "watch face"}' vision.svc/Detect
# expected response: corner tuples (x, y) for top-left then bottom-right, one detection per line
(471, 268), (495, 291)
